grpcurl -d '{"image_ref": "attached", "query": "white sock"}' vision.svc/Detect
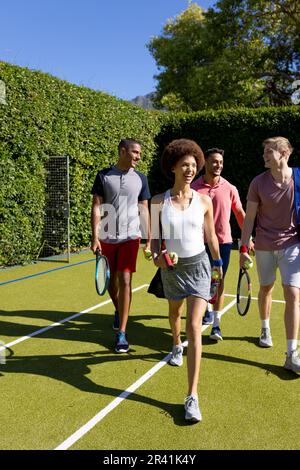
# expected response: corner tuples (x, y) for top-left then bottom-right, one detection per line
(261, 319), (270, 329)
(287, 339), (298, 355)
(213, 311), (221, 328)
(207, 302), (213, 312)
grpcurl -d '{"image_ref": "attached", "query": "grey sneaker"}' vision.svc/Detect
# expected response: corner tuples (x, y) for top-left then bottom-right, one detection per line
(184, 395), (202, 422)
(284, 350), (300, 373)
(169, 345), (183, 366)
(259, 328), (273, 348)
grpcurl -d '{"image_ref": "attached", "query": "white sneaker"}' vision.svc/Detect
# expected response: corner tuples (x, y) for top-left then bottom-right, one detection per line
(169, 345), (183, 366)
(184, 395), (202, 422)
(284, 350), (300, 373)
(259, 328), (273, 348)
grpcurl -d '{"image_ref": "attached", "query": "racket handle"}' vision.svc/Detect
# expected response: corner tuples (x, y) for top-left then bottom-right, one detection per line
(163, 251), (174, 271)
(209, 281), (219, 304)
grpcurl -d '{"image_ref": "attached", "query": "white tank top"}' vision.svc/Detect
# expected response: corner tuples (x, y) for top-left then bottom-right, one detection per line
(161, 189), (205, 257)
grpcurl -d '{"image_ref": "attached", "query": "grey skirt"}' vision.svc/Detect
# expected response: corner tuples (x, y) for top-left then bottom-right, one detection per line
(161, 251), (211, 301)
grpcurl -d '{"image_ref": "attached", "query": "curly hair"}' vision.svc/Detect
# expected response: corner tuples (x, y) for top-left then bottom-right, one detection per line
(161, 139), (205, 181)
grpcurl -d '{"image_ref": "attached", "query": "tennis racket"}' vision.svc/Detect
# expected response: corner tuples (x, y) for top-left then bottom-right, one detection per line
(208, 280), (219, 304)
(236, 268), (252, 316)
(95, 249), (110, 296)
(161, 240), (174, 271)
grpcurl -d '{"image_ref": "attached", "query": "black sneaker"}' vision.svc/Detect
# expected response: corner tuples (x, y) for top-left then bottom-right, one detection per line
(112, 311), (119, 331)
(115, 331), (129, 353)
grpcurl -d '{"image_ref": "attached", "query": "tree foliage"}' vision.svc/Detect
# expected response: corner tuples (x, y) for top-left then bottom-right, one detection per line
(147, 0), (300, 110)
(0, 61), (161, 265)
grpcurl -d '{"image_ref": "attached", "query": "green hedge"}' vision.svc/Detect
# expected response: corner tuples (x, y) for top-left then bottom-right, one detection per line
(149, 108), (300, 238)
(0, 62), (161, 265)
(1, 61), (300, 266)
(151, 107), (300, 197)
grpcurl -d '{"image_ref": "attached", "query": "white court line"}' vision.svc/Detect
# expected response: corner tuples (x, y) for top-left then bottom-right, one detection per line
(55, 298), (237, 450)
(0, 284), (149, 353)
(225, 293), (286, 304)
(0, 290), (286, 354)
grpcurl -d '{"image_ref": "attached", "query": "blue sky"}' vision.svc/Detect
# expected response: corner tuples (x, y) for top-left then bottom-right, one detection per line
(0, 0), (215, 101)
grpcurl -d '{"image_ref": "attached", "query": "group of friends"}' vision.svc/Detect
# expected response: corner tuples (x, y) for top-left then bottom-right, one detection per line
(90, 136), (300, 423)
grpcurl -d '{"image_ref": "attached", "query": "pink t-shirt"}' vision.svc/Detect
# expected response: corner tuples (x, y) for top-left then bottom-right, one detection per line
(247, 171), (298, 250)
(192, 176), (242, 243)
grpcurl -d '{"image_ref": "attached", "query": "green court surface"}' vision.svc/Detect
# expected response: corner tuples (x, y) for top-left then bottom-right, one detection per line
(0, 248), (299, 450)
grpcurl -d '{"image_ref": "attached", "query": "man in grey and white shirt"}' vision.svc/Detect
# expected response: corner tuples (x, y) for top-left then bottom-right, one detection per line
(91, 139), (151, 353)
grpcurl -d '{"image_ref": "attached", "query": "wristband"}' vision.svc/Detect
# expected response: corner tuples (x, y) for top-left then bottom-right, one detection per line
(213, 259), (223, 267)
(239, 245), (248, 253)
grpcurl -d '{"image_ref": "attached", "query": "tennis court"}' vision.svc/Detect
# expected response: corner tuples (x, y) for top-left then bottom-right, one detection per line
(0, 248), (299, 451)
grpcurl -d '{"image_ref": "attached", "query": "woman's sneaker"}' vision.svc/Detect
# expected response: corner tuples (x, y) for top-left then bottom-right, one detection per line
(169, 345), (183, 366)
(209, 326), (223, 341)
(115, 331), (129, 353)
(184, 395), (202, 422)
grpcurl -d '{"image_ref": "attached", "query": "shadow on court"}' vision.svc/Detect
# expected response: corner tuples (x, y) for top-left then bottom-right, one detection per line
(0, 308), (298, 427)
(0, 309), (172, 352)
(202, 351), (298, 381)
(202, 334), (259, 347)
(0, 347), (190, 426)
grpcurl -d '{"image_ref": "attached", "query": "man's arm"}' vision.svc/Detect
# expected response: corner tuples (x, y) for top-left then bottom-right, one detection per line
(139, 199), (151, 251)
(91, 194), (103, 253)
(203, 195), (223, 279)
(150, 194), (168, 269)
(239, 200), (258, 267)
(233, 205), (255, 253)
(232, 206), (246, 231)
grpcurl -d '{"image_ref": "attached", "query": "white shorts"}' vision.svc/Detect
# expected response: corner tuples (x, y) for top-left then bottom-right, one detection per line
(255, 243), (300, 288)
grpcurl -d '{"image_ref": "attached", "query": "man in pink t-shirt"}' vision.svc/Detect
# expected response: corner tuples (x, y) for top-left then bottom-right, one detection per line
(192, 148), (249, 341)
(240, 137), (300, 374)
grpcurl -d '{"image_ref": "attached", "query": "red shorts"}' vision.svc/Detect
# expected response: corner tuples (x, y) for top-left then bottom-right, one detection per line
(101, 238), (140, 273)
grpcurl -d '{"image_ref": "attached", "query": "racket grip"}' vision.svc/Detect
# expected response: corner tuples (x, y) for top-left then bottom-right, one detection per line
(163, 251), (174, 271)
(209, 281), (219, 304)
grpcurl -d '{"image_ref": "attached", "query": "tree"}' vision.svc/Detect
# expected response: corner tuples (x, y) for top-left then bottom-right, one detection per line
(147, 1), (300, 110)
(147, 3), (208, 111)
(206, 0), (300, 106)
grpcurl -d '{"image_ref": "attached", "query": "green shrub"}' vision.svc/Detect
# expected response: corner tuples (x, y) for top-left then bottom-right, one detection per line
(0, 61), (161, 265)
(1, 61), (300, 266)
(150, 107), (300, 238)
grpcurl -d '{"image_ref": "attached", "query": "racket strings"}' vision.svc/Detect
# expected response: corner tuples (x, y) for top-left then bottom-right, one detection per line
(95, 256), (109, 296)
(237, 271), (251, 315)
(98, 259), (107, 288)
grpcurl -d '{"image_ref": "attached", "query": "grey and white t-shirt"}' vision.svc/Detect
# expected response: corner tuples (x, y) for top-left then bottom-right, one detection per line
(91, 166), (150, 243)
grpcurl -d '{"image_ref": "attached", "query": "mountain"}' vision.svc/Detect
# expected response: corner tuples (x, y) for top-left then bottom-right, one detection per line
(130, 92), (156, 110)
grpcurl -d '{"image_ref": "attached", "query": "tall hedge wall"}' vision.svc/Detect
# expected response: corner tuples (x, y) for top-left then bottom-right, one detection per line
(150, 108), (300, 198)
(0, 62), (161, 265)
(1, 61), (300, 266)
(149, 108), (300, 238)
